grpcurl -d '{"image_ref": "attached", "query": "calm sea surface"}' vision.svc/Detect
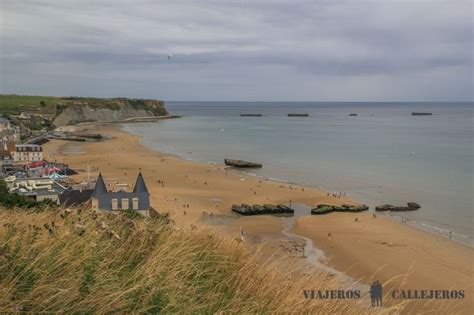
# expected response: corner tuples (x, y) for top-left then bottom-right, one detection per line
(123, 102), (473, 244)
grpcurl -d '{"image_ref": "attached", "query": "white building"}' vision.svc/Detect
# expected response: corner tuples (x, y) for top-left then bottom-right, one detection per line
(0, 117), (11, 132)
(11, 144), (43, 163)
(5, 176), (66, 202)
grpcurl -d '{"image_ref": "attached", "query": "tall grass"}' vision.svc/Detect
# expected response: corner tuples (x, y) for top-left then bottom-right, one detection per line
(0, 207), (402, 314)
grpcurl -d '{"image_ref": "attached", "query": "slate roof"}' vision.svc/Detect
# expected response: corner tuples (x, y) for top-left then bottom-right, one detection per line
(133, 172), (149, 194)
(92, 173), (107, 198)
(15, 144), (42, 152)
(59, 189), (94, 207)
(91, 173), (151, 211)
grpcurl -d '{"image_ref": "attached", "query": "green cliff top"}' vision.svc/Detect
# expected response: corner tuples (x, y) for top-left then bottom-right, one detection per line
(0, 94), (165, 118)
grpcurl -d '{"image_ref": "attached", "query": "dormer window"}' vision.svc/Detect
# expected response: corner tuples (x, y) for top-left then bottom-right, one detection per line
(111, 199), (118, 210)
(122, 198), (130, 209)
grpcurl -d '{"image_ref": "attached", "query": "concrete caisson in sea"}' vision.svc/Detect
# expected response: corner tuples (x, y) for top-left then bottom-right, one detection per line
(288, 113), (309, 117)
(375, 202), (421, 212)
(225, 159), (262, 168)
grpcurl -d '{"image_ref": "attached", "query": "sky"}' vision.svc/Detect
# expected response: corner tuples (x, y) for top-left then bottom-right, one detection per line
(1, 0), (473, 101)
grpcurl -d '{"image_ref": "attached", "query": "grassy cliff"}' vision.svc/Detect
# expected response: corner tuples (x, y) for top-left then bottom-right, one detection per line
(0, 206), (393, 314)
(0, 95), (168, 122)
(0, 95), (58, 116)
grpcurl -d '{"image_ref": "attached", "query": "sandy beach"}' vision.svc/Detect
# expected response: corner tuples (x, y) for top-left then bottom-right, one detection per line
(43, 123), (474, 313)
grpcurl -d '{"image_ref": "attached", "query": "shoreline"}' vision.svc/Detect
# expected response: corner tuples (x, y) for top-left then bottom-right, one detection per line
(122, 122), (474, 248)
(43, 122), (474, 314)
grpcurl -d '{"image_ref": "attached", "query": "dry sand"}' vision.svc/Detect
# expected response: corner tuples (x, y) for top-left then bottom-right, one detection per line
(43, 123), (474, 313)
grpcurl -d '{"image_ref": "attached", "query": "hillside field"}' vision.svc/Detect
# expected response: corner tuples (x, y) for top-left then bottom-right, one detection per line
(0, 94), (58, 116)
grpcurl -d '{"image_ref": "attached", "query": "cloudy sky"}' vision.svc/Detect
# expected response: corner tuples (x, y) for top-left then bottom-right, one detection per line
(1, 0), (473, 101)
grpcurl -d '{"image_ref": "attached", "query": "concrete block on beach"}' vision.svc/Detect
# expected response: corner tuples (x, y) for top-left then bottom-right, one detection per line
(311, 204), (369, 215)
(231, 204), (294, 215)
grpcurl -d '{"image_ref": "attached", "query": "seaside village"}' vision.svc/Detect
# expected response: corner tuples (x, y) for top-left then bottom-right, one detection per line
(0, 116), (153, 215)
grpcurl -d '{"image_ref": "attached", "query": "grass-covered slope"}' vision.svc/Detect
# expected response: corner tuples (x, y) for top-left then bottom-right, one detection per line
(0, 206), (392, 314)
(0, 94), (58, 116)
(0, 94), (168, 120)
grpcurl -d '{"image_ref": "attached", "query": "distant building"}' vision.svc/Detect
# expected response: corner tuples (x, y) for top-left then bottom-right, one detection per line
(6, 176), (67, 202)
(18, 112), (31, 120)
(11, 144), (43, 163)
(0, 117), (11, 132)
(91, 173), (152, 216)
(3, 140), (16, 152)
(1, 132), (18, 143)
(0, 149), (13, 171)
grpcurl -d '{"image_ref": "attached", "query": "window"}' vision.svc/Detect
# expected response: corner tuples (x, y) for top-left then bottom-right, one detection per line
(132, 198), (139, 210)
(111, 198), (118, 210)
(121, 198), (129, 209)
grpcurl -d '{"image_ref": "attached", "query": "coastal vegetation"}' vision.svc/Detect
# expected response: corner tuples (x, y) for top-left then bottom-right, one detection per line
(0, 94), (168, 130)
(0, 94), (167, 120)
(0, 205), (399, 314)
(0, 94), (57, 116)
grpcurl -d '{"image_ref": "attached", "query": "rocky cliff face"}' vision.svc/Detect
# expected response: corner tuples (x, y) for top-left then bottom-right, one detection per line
(53, 98), (168, 126)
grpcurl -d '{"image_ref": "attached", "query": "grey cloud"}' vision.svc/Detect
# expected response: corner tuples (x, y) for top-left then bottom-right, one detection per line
(1, 0), (472, 101)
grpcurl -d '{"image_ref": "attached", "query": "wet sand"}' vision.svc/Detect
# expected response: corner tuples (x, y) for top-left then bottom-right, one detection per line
(291, 213), (473, 312)
(43, 123), (474, 314)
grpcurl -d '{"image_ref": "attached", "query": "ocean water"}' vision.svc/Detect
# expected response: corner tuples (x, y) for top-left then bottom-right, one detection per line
(123, 102), (474, 244)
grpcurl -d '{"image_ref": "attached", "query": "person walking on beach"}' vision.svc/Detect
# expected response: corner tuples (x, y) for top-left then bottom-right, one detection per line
(375, 280), (382, 306)
(369, 281), (376, 306)
(240, 226), (244, 242)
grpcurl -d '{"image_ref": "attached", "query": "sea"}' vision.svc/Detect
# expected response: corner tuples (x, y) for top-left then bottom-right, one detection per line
(123, 102), (474, 246)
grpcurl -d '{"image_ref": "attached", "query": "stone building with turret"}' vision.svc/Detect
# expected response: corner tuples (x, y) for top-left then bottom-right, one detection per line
(91, 173), (151, 216)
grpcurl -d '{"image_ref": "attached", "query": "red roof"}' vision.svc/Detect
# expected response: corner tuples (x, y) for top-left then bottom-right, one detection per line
(29, 161), (47, 168)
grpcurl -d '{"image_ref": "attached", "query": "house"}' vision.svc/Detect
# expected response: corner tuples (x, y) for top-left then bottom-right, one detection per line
(1, 127), (21, 142)
(91, 173), (152, 216)
(3, 140), (16, 152)
(6, 176), (67, 202)
(18, 112), (31, 120)
(0, 117), (11, 132)
(0, 150), (13, 171)
(11, 144), (43, 163)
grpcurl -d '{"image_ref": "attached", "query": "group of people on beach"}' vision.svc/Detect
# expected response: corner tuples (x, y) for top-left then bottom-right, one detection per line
(327, 192), (346, 198)
(369, 280), (383, 307)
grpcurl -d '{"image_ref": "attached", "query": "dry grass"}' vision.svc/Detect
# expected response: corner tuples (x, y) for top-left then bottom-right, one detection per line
(0, 206), (404, 314)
